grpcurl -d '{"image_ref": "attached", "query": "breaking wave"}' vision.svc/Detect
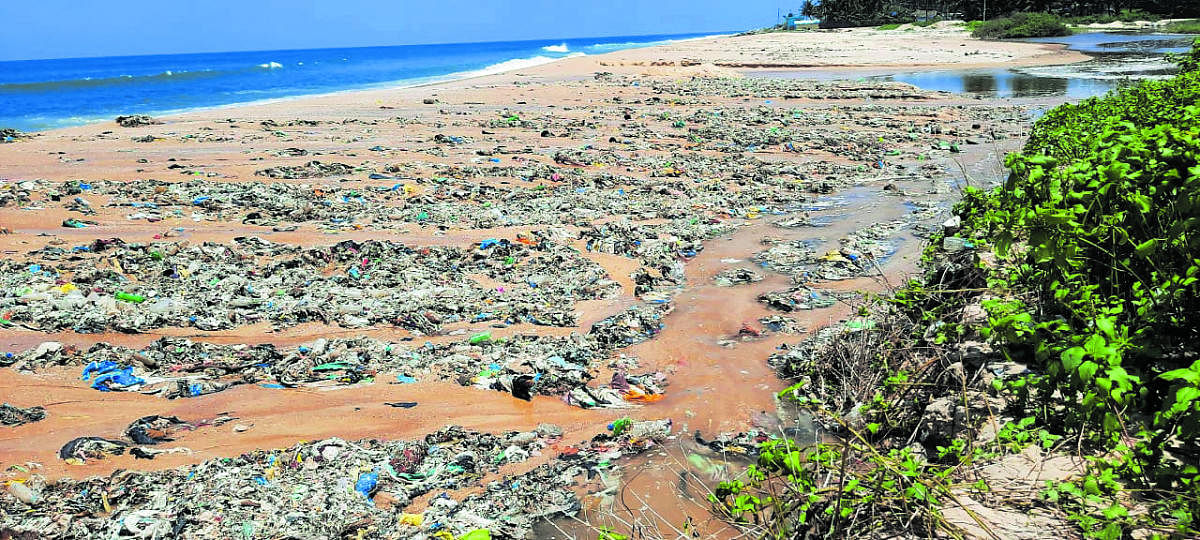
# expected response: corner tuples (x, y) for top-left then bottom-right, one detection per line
(462, 52), (585, 77)
(541, 43), (569, 53)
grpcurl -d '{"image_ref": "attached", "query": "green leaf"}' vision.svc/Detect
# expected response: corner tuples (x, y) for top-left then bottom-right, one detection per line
(1061, 347), (1085, 373)
(1161, 368), (1200, 385)
(1102, 412), (1120, 434)
(782, 451), (804, 476)
(1078, 361), (1099, 383)
(1134, 238), (1158, 257)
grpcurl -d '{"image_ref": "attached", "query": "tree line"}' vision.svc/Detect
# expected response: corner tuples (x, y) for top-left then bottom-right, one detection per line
(800, 0), (1199, 28)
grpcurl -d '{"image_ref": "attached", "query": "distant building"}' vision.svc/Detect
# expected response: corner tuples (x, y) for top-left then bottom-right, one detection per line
(783, 13), (812, 29)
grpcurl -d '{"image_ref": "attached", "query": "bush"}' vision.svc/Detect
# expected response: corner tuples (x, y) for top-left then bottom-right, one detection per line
(944, 43), (1200, 533)
(1172, 38), (1200, 72)
(876, 23), (902, 30)
(971, 12), (1071, 39)
(1066, 9), (1161, 25)
(1166, 20), (1200, 34)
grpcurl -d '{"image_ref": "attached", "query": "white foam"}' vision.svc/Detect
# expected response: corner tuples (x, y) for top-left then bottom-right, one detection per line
(542, 43), (570, 53)
(258, 61), (283, 69)
(459, 53), (585, 78)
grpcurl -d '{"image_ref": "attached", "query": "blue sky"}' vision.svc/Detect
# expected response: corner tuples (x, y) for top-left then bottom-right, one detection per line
(0, 1), (794, 61)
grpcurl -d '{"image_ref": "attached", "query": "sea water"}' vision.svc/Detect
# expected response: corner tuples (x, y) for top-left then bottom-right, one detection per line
(0, 32), (725, 132)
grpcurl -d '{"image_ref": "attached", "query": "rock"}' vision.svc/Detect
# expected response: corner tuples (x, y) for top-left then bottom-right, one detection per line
(955, 340), (995, 367)
(942, 492), (1074, 539)
(961, 301), (988, 326)
(422, 98), (438, 104)
(233, 424), (251, 433)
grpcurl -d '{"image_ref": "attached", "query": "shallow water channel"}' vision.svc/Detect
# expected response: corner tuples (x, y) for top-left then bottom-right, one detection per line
(880, 32), (1194, 99)
(758, 32), (1193, 100)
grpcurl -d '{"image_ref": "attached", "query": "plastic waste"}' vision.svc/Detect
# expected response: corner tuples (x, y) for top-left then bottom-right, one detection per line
(355, 470), (379, 502)
(115, 291), (146, 303)
(943, 236), (975, 252)
(5, 482), (38, 505)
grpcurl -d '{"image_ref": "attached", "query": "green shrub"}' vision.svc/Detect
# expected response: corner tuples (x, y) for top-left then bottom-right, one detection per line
(943, 43), (1200, 532)
(963, 20), (983, 32)
(1172, 38), (1200, 72)
(1066, 9), (1161, 25)
(1166, 20), (1200, 34)
(972, 12), (1071, 39)
(876, 23), (902, 30)
(913, 18), (940, 27)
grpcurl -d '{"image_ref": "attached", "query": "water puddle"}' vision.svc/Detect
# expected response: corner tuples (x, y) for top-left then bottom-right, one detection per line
(881, 32), (1192, 99)
(760, 32), (1193, 100)
(876, 68), (1118, 99)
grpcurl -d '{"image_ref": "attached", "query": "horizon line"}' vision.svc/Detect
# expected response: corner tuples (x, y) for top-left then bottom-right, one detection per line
(0, 29), (740, 63)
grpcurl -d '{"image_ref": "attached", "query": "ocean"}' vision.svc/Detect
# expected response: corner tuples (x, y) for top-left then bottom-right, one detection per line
(0, 32), (725, 132)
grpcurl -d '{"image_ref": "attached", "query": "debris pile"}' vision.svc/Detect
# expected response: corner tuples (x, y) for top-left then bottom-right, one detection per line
(115, 115), (161, 127)
(1, 421), (673, 539)
(0, 236), (618, 333)
(0, 403), (46, 426)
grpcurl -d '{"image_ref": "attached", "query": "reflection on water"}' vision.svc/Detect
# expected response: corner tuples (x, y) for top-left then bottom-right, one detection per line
(1023, 32), (1194, 54)
(880, 68), (1102, 98)
(875, 32), (1189, 99)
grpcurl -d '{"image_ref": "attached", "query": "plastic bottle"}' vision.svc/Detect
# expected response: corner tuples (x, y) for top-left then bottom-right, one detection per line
(6, 482), (38, 504)
(115, 292), (146, 303)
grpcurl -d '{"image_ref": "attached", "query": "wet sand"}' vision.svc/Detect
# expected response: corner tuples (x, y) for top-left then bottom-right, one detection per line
(1, 26), (1068, 538)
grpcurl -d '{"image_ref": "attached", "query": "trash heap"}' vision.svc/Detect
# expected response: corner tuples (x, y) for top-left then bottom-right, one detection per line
(0, 403), (46, 426)
(57, 414), (235, 464)
(757, 286), (851, 312)
(1, 127), (30, 143)
(713, 267), (763, 286)
(0, 421), (673, 539)
(2, 304), (671, 407)
(3, 97), (982, 241)
(255, 160), (357, 179)
(115, 115), (161, 128)
(602, 75), (941, 101)
(750, 218), (911, 283)
(0, 236), (619, 333)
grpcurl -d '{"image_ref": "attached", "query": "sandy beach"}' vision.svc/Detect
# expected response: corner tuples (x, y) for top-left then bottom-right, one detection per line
(0, 24), (1086, 538)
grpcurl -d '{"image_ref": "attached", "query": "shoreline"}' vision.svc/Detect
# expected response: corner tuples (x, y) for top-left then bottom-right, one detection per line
(4, 32), (735, 134)
(8, 26), (1091, 137)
